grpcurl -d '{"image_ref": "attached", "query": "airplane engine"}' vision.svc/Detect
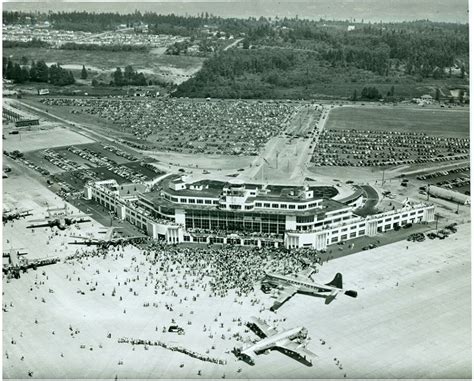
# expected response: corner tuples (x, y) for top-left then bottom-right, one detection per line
(344, 290), (358, 298)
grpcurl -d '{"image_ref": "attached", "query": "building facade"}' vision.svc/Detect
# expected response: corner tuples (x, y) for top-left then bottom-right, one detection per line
(84, 177), (436, 249)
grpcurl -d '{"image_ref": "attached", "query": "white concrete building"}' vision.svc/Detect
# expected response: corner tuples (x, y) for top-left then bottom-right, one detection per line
(84, 177), (435, 249)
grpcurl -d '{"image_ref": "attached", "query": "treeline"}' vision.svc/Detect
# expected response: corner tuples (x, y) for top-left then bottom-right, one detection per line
(3, 57), (75, 85)
(3, 38), (51, 48)
(96, 65), (148, 87)
(60, 42), (148, 52)
(3, 11), (468, 79)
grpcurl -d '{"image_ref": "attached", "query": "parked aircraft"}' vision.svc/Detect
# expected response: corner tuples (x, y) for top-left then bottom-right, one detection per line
(27, 206), (91, 230)
(69, 227), (146, 248)
(2, 248), (59, 278)
(3, 208), (33, 223)
(232, 317), (317, 366)
(261, 266), (357, 311)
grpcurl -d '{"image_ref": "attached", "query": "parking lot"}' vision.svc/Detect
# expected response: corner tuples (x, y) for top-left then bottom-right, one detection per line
(38, 97), (299, 156)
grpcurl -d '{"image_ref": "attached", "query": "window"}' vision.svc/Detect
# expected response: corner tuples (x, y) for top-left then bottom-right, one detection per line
(263, 203), (270, 208)
(189, 199), (195, 204)
(180, 198), (187, 203)
(350, 232), (357, 238)
(359, 229), (365, 235)
(331, 237), (338, 243)
(280, 204), (288, 209)
(342, 227), (348, 232)
(297, 204), (306, 210)
(255, 203), (262, 207)
(245, 205), (253, 210)
(289, 205), (295, 209)
(213, 200), (219, 204)
(171, 197), (178, 202)
(272, 204), (279, 208)
(205, 200), (212, 204)
(197, 199), (203, 204)
(341, 234), (347, 240)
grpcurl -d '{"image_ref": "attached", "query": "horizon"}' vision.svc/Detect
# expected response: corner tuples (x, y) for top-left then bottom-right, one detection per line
(2, 1), (469, 24)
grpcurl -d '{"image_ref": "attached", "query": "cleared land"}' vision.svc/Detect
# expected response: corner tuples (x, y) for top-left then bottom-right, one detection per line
(3, 47), (205, 84)
(325, 106), (469, 138)
(3, 126), (94, 152)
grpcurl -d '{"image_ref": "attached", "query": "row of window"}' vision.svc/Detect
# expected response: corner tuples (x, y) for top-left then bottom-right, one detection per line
(254, 201), (320, 210)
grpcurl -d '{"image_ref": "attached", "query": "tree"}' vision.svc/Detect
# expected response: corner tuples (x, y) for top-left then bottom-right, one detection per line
(351, 89), (357, 101)
(91, 78), (98, 87)
(390, 85), (395, 97)
(458, 89), (464, 103)
(6, 58), (14, 80)
(435, 88), (440, 102)
(36, 60), (49, 82)
(3, 56), (7, 78)
(29, 60), (38, 81)
(124, 65), (134, 84)
(242, 39), (249, 49)
(81, 65), (88, 79)
(20, 56), (28, 65)
(113, 67), (123, 86)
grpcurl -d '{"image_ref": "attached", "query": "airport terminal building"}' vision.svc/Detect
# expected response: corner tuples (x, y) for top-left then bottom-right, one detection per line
(84, 176), (436, 250)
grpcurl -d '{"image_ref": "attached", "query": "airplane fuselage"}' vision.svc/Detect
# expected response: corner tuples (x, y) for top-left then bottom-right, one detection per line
(242, 326), (305, 357)
(264, 272), (338, 294)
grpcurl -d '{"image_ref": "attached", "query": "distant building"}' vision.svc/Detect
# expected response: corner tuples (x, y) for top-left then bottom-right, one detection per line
(347, 25), (356, 31)
(428, 186), (470, 205)
(2, 101), (39, 127)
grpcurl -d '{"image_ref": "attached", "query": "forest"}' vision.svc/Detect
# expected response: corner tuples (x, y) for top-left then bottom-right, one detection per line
(3, 11), (469, 99)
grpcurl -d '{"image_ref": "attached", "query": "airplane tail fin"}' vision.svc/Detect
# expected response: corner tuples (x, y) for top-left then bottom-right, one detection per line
(325, 273), (343, 289)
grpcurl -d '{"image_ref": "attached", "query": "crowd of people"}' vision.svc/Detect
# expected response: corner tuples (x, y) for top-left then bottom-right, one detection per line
(312, 129), (470, 167)
(39, 98), (297, 156)
(3, 236), (330, 378)
(118, 337), (227, 365)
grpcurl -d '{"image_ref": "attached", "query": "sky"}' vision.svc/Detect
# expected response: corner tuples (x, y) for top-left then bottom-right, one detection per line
(2, 0), (470, 23)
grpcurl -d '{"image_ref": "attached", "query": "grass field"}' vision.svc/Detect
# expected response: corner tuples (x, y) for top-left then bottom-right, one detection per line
(326, 106), (469, 138)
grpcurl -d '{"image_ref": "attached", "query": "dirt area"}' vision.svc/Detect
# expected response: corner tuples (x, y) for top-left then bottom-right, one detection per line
(3, 126), (94, 153)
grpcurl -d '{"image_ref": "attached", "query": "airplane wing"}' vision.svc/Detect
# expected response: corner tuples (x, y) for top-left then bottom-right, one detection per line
(68, 241), (95, 246)
(122, 235), (147, 242)
(26, 221), (51, 229)
(275, 340), (317, 365)
(298, 266), (316, 279)
(247, 317), (279, 338)
(270, 285), (298, 312)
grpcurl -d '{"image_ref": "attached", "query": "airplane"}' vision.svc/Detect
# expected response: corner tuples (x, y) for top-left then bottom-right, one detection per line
(261, 266), (358, 311)
(68, 227), (146, 248)
(3, 248), (60, 278)
(27, 206), (91, 230)
(3, 248), (28, 268)
(232, 316), (317, 366)
(3, 208), (33, 223)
